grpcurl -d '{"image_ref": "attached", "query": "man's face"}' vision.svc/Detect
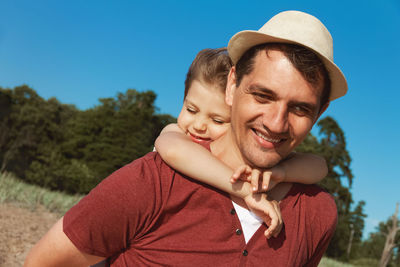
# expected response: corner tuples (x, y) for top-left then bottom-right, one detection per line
(226, 49), (326, 168)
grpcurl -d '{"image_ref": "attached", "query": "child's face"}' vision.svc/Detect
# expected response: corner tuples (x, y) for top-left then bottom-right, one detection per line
(177, 80), (231, 145)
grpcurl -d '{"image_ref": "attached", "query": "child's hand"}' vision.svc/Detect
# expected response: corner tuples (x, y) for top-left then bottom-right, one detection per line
(231, 165), (264, 192)
(230, 165), (252, 183)
(262, 165), (286, 191)
(243, 193), (283, 239)
(231, 165), (286, 192)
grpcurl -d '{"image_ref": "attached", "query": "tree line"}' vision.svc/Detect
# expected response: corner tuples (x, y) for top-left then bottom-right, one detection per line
(0, 85), (175, 193)
(0, 85), (398, 265)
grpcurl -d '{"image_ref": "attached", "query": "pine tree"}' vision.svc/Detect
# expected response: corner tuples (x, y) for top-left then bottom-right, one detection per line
(297, 116), (365, 260)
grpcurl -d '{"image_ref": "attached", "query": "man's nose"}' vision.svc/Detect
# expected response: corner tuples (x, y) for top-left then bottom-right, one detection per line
(264, 105), (289, 134)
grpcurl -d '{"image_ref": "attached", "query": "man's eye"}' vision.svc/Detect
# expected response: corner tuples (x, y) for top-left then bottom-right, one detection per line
(292, 106), (311, 117)
(252, 93), (272, 103)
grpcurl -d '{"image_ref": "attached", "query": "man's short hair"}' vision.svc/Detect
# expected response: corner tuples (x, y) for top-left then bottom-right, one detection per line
(235, 43), (331, 110)
(184, 48), (233, 99)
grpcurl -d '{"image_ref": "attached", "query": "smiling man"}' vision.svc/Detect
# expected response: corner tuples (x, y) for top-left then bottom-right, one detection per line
(225, 44), (331, 169)
(25, 10), (347, 267)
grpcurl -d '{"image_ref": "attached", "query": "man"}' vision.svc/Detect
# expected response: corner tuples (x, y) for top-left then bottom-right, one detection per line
(25, 10), (347, 266)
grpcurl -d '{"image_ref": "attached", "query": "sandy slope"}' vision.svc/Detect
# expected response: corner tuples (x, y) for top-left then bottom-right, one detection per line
(0, 203), (60, 267)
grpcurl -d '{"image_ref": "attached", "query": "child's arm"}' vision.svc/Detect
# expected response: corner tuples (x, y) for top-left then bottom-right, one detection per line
(232, 152), (328, 192)
(155, 123), (253, 199)
(155, 124), (282, 238)
(276, 152), (328, 183)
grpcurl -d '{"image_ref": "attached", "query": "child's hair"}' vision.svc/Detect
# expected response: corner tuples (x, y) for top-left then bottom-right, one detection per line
(184, 48), (233, 99)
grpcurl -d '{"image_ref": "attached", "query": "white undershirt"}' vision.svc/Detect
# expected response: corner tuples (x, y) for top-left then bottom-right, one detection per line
(232, 201), (263, 243)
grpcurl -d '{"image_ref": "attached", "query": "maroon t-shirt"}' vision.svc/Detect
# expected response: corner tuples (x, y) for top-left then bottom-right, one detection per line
(64, 152), (337, 266)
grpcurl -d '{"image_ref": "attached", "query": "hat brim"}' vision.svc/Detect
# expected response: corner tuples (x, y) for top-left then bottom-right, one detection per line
(228, 30), (348, 101)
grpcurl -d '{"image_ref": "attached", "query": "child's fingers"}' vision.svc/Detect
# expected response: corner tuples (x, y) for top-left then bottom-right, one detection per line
(264, 229), (272, 239)
(262, 171), (272, 191)
(250, 169), (261, 192)
(230, 165), (246, 183)
(263, 199), (283, 239)
(244, 165), (252, 177)
(272, 203), (283, 238)
(264, 210), (279, 239)
(230, 165), (251, 183)
(265, 223), (282, 239)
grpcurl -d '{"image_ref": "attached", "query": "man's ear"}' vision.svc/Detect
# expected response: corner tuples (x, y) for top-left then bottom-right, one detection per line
(315, 101), (330, 121)
(225, 66), (237, 106)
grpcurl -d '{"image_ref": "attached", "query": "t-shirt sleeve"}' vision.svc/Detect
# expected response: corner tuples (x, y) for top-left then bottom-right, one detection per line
(63, 153), (170, 257)
(304, 186), (338, 267)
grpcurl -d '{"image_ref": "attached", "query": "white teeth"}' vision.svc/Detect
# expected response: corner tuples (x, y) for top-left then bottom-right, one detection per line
(256, 131), (281, 143)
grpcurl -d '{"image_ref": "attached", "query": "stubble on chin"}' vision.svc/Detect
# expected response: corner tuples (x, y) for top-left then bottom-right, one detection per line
(240, 143), (283, 169)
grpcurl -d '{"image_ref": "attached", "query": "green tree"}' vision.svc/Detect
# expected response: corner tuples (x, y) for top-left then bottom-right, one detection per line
(0, 85), (50, 177)
(0, 88), (13, 173)
(26, 146), (95, 194)
(297, 116), (365, 261)
(346, 200), (367, 260)
(359, 213), (400, 267)
(64, 89), (175, 185)
(1, 86), (174, 194)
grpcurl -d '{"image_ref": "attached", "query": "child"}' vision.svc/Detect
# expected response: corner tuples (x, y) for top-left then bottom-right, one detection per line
(155, 48), (327, 240)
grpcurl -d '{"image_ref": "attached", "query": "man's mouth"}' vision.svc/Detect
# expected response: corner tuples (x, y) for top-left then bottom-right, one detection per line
(252, 129), (287, 147)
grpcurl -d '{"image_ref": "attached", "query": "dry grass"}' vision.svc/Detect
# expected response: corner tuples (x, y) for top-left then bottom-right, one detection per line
(0, 172), (83, 214)
(319, 257), (355, 267)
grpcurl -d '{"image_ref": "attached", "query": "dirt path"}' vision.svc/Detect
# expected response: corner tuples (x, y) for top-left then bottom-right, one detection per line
(0, 203), (60, 267)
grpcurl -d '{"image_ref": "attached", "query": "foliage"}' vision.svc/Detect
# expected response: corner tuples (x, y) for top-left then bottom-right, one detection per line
(26, 148), (96, 194)
(0, 86), (175, 194)
(303, 117), (399, 265)
(359, 213), (400, 267)
(297, 116), (366, 261)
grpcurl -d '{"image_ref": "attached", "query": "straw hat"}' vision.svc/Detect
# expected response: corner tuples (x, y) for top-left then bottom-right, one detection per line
(228, 10), (347, 101)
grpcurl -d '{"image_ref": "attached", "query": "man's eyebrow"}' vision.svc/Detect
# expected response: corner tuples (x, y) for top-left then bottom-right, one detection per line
(247, 84), (277, 96)
(290, 101), (318, 112)
(247, 84), (318, 112)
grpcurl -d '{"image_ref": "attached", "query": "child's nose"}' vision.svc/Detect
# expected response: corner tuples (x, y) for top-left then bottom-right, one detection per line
(193, 120), (207, 132)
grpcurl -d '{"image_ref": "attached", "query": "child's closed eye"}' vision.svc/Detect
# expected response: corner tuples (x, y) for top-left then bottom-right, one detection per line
(186, 106), (197, 114)
(212, 118), (226, 124)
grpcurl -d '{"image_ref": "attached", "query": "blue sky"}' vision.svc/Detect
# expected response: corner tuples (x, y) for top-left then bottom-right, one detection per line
(1, 0), (399, 237)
